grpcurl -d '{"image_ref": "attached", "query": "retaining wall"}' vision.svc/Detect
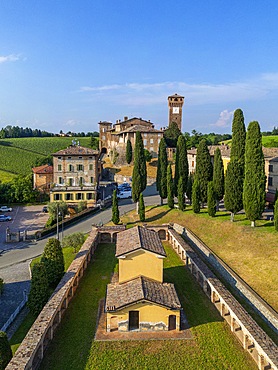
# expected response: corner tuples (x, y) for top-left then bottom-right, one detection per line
(168, 226), (278, 370)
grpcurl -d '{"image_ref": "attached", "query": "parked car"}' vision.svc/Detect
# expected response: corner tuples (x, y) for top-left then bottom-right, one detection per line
(42, 206), (48, 213)
(117, 190), (132, 199)
(0, 215), (12, 222)
(0, 206), (13, 212)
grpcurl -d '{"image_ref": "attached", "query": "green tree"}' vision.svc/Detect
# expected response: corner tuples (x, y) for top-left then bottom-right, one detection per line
(186, 173), (194, 205)
(62, 232), (85, 253)
(27, 262), (49, 316)
(195, 139), (213, 205)
(213, 148), (224, 210)
(47, 201), (69, 220)
(10, 174), (38, 203)
(126, 139), (132, 164)
(41, 238), (65, 287)
(174, 134), (188, 197)
(156, 137), (168, 205)
(207, 181), (216, 217)
(0, 331), (12, 369)
(112, 189), (120, 225)
(90, 136), (98, 149)
(139, 193), (145, 222)
(132, 132), (147, 209)
(274, 199), (278, 231)
(164, 122), (181, 147)
(224, 160), (244, 221)
(167, 164), (174, 209)
(144, 149), (152, 162)
(178, 176), (185, 211)
(230, 109), (246, 162)
(192, 180), (201, 213)
(243, 121), (266, 227)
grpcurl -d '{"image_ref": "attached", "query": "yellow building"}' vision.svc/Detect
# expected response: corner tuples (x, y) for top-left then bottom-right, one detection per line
(105, 226), (181, 332)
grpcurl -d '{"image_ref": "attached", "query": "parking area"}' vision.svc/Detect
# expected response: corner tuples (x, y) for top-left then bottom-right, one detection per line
(0, 205), (49, 244)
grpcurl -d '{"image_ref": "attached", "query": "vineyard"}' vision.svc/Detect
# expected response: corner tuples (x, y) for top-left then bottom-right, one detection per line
(0, 137), (92, 181)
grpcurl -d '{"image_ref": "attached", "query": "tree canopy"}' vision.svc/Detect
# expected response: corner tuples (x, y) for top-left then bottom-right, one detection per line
(174, 134), (188, 197)
(164, 122), (181, 148)
(132, 132), (147, 203)
(195, 139), (213, 204)
(156, 137), (168, 202)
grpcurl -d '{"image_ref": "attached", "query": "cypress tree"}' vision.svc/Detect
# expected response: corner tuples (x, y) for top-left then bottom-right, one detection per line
(230, 109), (246, 162)
(174, 135), (188, 197)
(167, 164), (174, 209)
(213, 148), (224, 210)
(126, 139), (132, 164)
(163, 121), (181, 148)
(139, 193), (145, 222)
(186, 173), (194, 205)
(274, 199), (278, 231)
(156, 137), (168, 204)
(243, 121), (266, 227)
(41, 238), (65, 287)
(224, 160), (244, 221)
(207, 181), (216, 217)
(112, 189), (120, 224)
(0, 331), (12, 370)
(178, 176), (185, 211)
(192, 180), (201, 213)
(27, 262), (49, 316)
(132, 131), (147, 208)
(195, 139), (213, 205)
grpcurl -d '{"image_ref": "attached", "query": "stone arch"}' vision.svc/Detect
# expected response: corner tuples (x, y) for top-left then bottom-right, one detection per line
(158, 229), (167, 240)
(100, 232), (111, 243)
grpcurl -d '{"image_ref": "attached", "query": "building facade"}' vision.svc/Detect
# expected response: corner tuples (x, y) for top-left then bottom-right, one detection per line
(32, 164), (53, 193)
(50, 143), (101, 207)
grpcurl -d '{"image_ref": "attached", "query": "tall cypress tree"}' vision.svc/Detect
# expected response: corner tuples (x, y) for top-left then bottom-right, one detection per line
(195, 139), (213, 205)
(126, 139), (132, 164)
(28, 262), (49, 316)
(186, 173), (194, 205)
(213, 148), (224, 210)
(224, 160), (243, 221)
(230, 109), (246, 162)
(174, 135), (188, 197)
(192, 180), (201, 213)
(207, 181), (216, 217)
(156, 137), (168, 205)
(112, 189), (120, 224)
(139, 193), (145, 222)
(0, 331), (12, 370)
(178, 176), (185, 211)
(167, 164), (174, 209)
(243, 121), (266, 227)
(41, 238), (65, 288)
(132, 131), (147, 208)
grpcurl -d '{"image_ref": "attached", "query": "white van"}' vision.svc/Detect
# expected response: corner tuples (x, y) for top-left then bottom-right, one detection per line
(117, 190), (132, 199)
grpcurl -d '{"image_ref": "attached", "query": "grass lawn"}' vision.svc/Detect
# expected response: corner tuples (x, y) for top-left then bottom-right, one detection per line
(121, 205), (278, 313)
(38, 242), (255, 370)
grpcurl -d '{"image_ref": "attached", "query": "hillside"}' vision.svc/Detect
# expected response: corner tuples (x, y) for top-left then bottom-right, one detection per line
(0, 137), (92, 181)
(223, 135), (278, 147)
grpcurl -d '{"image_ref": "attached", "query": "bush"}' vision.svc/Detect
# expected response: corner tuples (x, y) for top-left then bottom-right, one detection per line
(144, 149), (152, 162)
(27, 262), (50, 316)
(0, 331), (12, 369)
(62, 232), (85, 253)
(139, 193), (145, 222)
(0, 278), (3, 295)
(77, 201), (87, 213)
(41, 238), (65, 288)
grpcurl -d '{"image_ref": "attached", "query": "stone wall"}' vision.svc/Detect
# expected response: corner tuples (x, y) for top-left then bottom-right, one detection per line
(168, 226), (278, 370)
(173, 223), (278, 336)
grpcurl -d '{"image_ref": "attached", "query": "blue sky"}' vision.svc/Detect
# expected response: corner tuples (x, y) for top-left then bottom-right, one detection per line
(1, 1), (278, 134)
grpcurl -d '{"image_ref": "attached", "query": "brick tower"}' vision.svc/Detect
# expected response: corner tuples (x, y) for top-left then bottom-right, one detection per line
(168, 94), (184, 131)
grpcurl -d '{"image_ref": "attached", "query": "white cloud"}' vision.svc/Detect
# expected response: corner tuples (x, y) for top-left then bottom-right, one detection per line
(0, 54), (21, 64)
(212, 110), (234, 128)
(78, 73), (278, 107)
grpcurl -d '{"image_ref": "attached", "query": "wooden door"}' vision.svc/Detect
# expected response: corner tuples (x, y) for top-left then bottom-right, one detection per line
(129, 311), (139, 330)
(168, 315), (176, 330)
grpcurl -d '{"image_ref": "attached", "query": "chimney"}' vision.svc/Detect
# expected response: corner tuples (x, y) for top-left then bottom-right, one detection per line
(124, 116), (128, 121)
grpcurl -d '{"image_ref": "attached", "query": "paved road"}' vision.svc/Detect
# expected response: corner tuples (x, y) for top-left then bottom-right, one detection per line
(0, 187), (160, 331)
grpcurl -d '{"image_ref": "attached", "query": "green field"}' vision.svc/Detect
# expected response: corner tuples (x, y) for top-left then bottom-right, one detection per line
(223, 135), (278, 148)
(0, 137), (92, 181)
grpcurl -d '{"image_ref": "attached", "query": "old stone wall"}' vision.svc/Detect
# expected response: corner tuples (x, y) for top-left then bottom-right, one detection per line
(168, 226), (278, 370)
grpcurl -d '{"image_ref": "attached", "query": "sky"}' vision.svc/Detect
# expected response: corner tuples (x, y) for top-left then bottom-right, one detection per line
(1, 1), (278, 134)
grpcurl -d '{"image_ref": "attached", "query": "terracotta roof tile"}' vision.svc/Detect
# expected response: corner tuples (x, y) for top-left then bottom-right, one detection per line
(32, 164), (53, 174)
(105, 276), (181, 312)
(53, 145), (99, 156)
(116, 226), (166, 257)
(119, 124), (162, 134)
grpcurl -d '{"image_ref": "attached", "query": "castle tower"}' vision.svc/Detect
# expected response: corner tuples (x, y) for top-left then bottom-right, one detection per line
(168, 94), (184, 131)
(98, 121), (112, 153)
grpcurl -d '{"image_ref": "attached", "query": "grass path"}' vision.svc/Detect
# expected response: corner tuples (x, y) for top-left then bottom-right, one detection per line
(39, 242), (255, 370)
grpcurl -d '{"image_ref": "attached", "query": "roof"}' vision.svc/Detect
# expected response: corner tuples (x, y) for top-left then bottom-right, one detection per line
(53, 145), (99, 156)
(32, 164), (53, 174)
(119, 124), (163, 134)
(168, 93), (184, 99)
(116, 226), (166, 258)
(105, 276), (181, 312)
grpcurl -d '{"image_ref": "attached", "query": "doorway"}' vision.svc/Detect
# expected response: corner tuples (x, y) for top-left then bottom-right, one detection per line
(129, 311), (139, 331)
(168, 315), (176, 330)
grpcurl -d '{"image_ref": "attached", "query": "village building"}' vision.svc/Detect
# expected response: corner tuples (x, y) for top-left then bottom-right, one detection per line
(49, 142), (101, 207)
(105, 226), (182, 332)
(32, 164), (53, 193)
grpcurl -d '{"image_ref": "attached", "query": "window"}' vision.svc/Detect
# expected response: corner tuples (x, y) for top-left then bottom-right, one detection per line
(150, 138), (154, 144)
(54, 193), (62, 201)
(268, 177), (273, 186)
(79, 177), (84, 185)
(76, 193), (84, 200)
(68, 164), (74, 172)
(77, 164), (84, 171)
(65, 193), (73, 201)
(144, 139), (147, 146)
(158, 134), (161, 137)
(102, 128), (106, 132)
(68, 178), (73, 186)
(86, 192), (95, 200)
(269, 164), (273, 172)
(58, 156), (62, 159)
(89, 164), (93, 170)
(67, 156), (71, 159)
(102, 135), (106, 140)
(78, 156), (82, 159)
(58, 164), (62, 171)
(58, 177), (63, 184)
(192, 161), (194, 168)
(144, 133), (147, 137)
(90, 177), (94, 184)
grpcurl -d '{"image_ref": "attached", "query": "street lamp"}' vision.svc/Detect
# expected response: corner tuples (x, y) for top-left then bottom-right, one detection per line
(56, 205), (59, 240)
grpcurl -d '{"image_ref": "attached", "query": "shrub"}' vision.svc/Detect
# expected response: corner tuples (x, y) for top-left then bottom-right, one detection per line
(41, 238), (65, 288)
(62, 232), (85, 253)
(139, 193), (145, 222)
(144, 149), (152, 162)
(0, 331), (12, 369)
(27, 262), (50, 316)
